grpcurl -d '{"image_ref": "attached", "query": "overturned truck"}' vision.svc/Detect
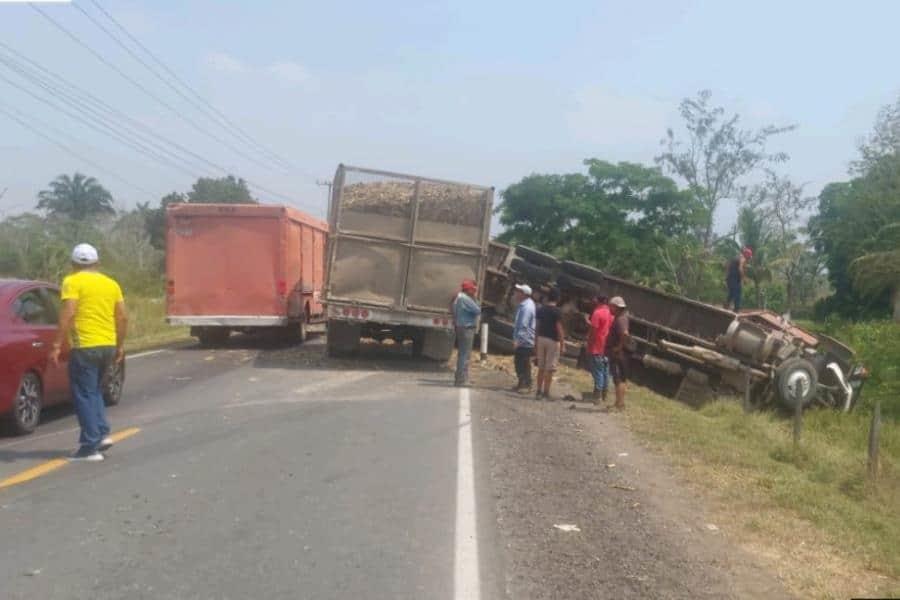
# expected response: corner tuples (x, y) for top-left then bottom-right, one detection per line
(482, 243), (867, 412)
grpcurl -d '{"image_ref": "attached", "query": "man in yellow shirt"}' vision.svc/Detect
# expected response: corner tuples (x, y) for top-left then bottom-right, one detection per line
(50, 243), (128, 462)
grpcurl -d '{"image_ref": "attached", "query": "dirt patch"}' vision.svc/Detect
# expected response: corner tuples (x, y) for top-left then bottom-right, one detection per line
(471, 362), (790, 599)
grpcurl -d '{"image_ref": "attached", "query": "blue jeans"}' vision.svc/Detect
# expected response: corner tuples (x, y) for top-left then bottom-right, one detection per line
(591, 354), (609, 392)
(726, 283), (742, 311)
(69, 347), (114, 451)
(455, 326), (475, 384)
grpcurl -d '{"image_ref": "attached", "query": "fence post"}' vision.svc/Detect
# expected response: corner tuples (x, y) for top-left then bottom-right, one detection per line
(480, 322), (489, 361)
(868, 398), (882, 481)
(792, 380), (803, 448)
(742, 368), (752, 413)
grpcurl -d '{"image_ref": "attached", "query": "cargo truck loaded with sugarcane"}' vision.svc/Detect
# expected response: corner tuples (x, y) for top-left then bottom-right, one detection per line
(482, 244), (869, 412)
(324, 165), (493, 360)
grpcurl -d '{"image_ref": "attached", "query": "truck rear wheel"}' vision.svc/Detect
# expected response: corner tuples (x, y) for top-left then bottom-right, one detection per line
(196, 327), (230, 348)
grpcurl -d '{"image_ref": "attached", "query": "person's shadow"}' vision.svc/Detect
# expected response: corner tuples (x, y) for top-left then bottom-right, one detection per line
(0, 449), (69, 463)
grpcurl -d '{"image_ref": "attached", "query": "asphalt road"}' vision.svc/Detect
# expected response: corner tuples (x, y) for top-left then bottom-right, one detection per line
(0, 335), (787, 599)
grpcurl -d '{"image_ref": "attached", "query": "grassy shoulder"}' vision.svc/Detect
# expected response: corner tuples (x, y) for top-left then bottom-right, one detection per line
(552, 358), (899, 598)
(124, 296), (190, 352)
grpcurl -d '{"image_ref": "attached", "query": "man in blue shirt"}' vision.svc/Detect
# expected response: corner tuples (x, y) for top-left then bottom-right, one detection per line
(452, 279), (481, 386)
(512, 283), (536, 392)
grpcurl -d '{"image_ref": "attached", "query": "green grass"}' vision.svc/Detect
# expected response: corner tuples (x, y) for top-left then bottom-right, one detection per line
(551, 326), (900, 598)
(803, 319), (900, 420)
(124, 296), (190, 352)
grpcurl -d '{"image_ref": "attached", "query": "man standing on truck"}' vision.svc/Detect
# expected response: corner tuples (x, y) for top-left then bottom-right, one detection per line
(49, 243), (128, 462)
(607, 296), (630, 411)
(583, 295), (611, 405)
(512, 284), (536, 393)
(725, 247), (753, 311)
(452, 279), (481, 387)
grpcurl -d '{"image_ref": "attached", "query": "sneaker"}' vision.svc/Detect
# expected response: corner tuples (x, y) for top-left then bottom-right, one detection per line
(69, 447), (104, 462)
(98, 437), (114, 452)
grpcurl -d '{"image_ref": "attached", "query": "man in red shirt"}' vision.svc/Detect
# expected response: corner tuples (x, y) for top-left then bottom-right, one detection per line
(583, 295), (611, 405)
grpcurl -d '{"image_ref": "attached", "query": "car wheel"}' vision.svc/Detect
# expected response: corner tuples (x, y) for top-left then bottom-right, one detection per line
(103, 361), (125, 406)
(10, 372), (42, 435)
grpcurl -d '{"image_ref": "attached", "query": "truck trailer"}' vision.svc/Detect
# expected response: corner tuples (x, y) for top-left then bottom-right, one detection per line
(166, 203), (328, 346)
(324, 165), (494, 360)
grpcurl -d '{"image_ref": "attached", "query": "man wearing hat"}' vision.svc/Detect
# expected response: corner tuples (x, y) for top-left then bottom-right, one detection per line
(452, 279), (481, 386)
(511, 283), (536, 392)
(606, 296), (630, 411)
(583, 295), (612, 404)
(725, 247), (753, 311)
(49, 243), (128, 461)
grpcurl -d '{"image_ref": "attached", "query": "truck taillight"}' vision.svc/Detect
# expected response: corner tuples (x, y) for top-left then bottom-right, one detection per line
(166, 280), (175, 295)
(342, 307), (350, 316)
(360, 309), (369, 318)
(276, 280), (288, 296)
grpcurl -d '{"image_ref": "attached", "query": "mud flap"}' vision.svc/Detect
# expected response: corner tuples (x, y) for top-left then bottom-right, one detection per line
(421, 328), (454, 361)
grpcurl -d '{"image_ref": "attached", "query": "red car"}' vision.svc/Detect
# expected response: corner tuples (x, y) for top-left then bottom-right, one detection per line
(0, 279), (124, 435)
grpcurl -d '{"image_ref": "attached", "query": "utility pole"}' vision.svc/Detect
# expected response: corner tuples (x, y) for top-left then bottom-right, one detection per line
(316, 179), (333, 217)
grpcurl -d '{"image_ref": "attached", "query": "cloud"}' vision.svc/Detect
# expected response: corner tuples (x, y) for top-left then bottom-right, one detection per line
(205, 52), (247, 73)
(265, 61), (311, 86)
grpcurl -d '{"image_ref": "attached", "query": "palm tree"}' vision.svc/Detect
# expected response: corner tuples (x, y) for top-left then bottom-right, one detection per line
(850, 222), (900, 321)
(36, 173), (115, 221)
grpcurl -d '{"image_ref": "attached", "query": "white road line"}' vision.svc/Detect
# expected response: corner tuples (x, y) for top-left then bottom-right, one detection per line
(221, 371), (376, 408)
(454, 386), (480, 600)
(127, 349), (169, 360)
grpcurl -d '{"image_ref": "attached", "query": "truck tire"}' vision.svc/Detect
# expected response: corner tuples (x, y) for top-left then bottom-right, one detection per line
(422, 329), (454, 361)
(510, 258), (553, 284)
(488, 332), (515, 354)
(556, 273), (601, 298)
(327, 319), (361, 356)
(560, 260), (605, 285)
(488, 317), (514, 340)
(197, 327), (230, 348)
(775, 357), (818, 411)
(514, 245), (559, 269)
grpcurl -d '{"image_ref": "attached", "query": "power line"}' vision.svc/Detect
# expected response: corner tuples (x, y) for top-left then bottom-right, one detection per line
(0, 46), (219, 177)
(0, 69), (210, 183)
(0, 43), (315, 210)
(30, 3), (286, 175)
(85, 0), (295, 172)
(0, 100), (156, 200)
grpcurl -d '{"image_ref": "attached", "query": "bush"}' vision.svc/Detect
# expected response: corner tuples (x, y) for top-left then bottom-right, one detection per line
(810, 319), (900, 420)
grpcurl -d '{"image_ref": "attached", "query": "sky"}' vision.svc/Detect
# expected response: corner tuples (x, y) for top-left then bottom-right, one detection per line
(1, 0), (898, 233)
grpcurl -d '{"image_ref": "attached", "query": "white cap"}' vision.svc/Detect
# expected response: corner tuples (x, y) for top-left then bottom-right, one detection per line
(515, 283), (532, 296)
(71, 243), (99, 265)
(610, 296), (626, 308)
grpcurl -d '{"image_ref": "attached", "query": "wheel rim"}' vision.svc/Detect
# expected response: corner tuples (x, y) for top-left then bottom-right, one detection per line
(786, 370), (812, 400)
(15, 375), (41, 428)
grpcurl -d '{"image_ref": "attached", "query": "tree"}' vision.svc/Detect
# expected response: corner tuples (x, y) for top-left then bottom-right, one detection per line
(849, 222), (900, 321)
(854, 95), (900, 175)
(186, 175), (255, 204)
(656, 90), (795, 249)
(36, 173), (115, 221)
(496, 160), (704, 291)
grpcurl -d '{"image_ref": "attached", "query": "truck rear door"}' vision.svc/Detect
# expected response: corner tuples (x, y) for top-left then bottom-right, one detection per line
(167, 207), (284, 319)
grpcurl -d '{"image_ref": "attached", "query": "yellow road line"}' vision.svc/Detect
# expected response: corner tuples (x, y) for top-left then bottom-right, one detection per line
(0, 459), (69, 489)
(108, 426), (141, 443)
(0, 426), (142, 490)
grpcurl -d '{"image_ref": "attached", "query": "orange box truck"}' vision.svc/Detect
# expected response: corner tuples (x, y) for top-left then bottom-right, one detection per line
(166, 203), (328, 346)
